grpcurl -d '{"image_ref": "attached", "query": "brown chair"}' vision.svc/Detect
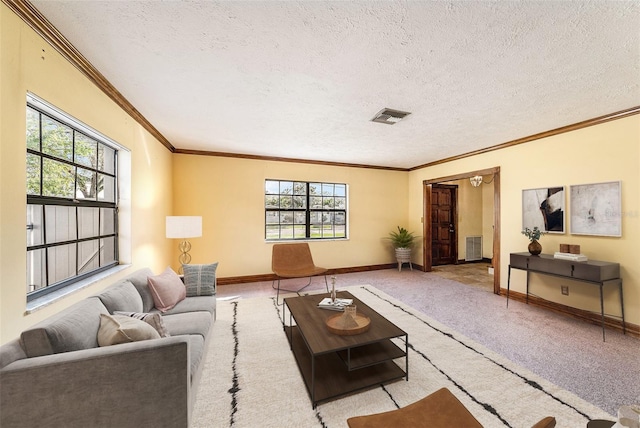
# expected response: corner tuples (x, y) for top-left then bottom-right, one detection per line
(272, 243), (328, 304)
(346, 387), (556, 428)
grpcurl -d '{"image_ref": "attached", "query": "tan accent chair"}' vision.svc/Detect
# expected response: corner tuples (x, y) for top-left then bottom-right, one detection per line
(272, 243), (328, 304)
(347, 387), (556, 428)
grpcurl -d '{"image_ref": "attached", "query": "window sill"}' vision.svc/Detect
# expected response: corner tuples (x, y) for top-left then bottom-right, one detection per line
(26, 264), (131, 314)
(265, 238), (349, 243)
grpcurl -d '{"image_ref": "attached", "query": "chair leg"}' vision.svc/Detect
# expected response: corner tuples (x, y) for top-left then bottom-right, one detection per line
(324, 275), (329, 293)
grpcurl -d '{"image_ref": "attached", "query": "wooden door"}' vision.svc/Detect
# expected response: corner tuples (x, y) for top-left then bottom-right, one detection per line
(431, 184), (457, 265)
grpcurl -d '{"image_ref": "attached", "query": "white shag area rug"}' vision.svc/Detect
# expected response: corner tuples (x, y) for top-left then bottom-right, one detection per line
(192, 285), (613, 427)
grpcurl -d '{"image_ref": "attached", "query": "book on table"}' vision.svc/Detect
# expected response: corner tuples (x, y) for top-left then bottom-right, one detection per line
(317, 297), (353, 311)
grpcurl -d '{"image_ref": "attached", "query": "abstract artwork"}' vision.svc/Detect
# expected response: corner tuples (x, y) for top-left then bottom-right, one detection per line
(570, 181), (621, 236)
(522, 186), (565, 233)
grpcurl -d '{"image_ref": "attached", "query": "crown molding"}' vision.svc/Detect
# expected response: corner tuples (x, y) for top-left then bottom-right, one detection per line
(3, 0), (175, 152)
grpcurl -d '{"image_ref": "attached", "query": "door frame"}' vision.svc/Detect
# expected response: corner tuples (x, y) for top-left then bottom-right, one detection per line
(423, 166), (501, 294)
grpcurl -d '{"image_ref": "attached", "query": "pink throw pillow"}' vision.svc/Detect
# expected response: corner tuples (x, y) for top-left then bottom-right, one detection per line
(147, 267), (186, 312)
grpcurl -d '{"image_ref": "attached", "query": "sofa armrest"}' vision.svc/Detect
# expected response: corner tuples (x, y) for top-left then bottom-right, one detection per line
(1, 336), (191, 428)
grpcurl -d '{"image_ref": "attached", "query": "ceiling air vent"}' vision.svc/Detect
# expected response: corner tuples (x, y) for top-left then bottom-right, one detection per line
(371, 108), (411, 125)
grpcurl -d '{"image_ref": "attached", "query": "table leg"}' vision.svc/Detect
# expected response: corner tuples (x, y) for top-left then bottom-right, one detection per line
(507, 265), (511, 307)
(405, 334), (409, 381)
(525, 271), (530, 304)
(600, 284), (606, 342)
(619, 279), (626, 335)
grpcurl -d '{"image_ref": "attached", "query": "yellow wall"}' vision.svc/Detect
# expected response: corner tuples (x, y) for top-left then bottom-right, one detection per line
(171, 155), (408, 277)
(409, 115), (640, 326)
(0, 5), (174, 344)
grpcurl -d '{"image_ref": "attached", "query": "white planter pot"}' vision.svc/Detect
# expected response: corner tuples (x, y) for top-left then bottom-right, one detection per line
(395, 247), (413, 271)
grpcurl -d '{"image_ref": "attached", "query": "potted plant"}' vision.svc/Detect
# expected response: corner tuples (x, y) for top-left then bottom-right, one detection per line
(388, 226), (417, 271)
(521, 226), (545, 255)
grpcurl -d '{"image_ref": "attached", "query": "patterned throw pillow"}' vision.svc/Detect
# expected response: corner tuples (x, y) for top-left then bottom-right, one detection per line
(183, 263), (218, 297)
(114, 311), (170, 337)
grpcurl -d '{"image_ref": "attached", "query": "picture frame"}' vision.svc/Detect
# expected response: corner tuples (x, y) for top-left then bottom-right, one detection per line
(522, 186), (565, 233)
(570, 181), (621, 237)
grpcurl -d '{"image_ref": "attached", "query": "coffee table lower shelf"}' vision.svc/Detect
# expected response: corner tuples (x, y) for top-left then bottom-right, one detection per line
(285, 325), (406, 407)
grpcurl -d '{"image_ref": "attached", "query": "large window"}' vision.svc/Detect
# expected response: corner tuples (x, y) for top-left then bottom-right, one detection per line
(26, 97), (119, 301)
(265, 180), (347, 240)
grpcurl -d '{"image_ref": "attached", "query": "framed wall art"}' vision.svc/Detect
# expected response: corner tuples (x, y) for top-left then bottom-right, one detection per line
(522, 186), (565, 233)
(570, 181), (621, 237)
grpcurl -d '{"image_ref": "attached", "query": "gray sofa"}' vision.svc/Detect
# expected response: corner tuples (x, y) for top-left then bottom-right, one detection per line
(0, 268), (216, 428)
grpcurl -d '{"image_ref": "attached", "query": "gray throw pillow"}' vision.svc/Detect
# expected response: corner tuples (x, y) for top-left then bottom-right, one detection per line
(183, 263), (218, 296)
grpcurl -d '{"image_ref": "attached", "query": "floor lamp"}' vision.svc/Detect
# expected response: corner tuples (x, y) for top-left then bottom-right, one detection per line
(166, 216), (202, 274)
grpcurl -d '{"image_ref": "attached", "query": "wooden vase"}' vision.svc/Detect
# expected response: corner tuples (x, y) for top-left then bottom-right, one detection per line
(528, 240), (542, 255)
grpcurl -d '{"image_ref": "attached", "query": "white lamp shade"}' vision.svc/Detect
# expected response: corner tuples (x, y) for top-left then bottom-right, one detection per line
(166, 216), (202, 239)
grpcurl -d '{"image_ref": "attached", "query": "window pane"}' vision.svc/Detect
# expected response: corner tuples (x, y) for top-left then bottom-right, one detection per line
(309, 183), (321, 195)
(78, 207), (99, 239)
(42, 158), (74, 198)
(42, 116), (73, 161)
(310, 196), (323, 209)
(27, 205), (44, 246)
(293, 182), (306, 195)
(27, 153), (41, 195)
(266, 225), (280, 240)
(324, 197), (335, 209)
(335, 197), (346, 209)
(294, 212), (306, 224)
(98, 144), (115, 174)
(45, 205), (76, 244)
(100, 237), (116, 265)
(26, 107), (40, 151)
(310, 212), (322, 224)
(265, 195), (279, 209)
(322, 183), (334, 196)
(78, 240), (99, 274)
(75, 133), (97, 168)
(265, 180), (279, 195)
(279, 195), (293, 209)
(266, 211), (279, 225)
(27, 249), (46, 293)
(48, 244), (76, 284)
(280, 212), (293, 225)
(310, 224), (322, 238)
(99, 174), (115, 202)
(280, 225), (294, 239)
(293, 226), (306, 238)
(101, 208), (115, 235)
(279, 181), (293, 195)
(335, 225), (346, 237)
(335, 184), (346, 197)
(76, 167), (97, 199)
(336, 212), (346, 224)
(293, 195), (306, 208)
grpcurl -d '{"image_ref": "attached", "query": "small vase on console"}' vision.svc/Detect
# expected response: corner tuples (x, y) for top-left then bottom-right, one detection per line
(528, 239), (542, 255)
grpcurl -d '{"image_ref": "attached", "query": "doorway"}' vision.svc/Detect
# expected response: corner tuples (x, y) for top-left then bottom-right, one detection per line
(431, 184), (458, 266)
(422, 167), (501, 294)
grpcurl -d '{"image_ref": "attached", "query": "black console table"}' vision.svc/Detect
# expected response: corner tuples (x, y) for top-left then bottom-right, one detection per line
(507, 252), (625, 341)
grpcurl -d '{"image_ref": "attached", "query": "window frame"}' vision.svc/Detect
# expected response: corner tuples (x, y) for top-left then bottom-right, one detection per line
(265, 179), (348, 241)
(26, 94), (121, 302)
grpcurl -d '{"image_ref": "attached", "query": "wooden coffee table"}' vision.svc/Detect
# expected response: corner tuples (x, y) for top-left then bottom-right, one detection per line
(283, 291), (408, 408)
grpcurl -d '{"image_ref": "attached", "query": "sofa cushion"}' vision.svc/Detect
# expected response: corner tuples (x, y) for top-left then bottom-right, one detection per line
(97, 314), (160, 346)
(149, 295), (216, 316)
(162, 311), (212, 338)
(96, 280), (143, 314)
(114, 311), (170, 337)
(183, 263), (218, 296)
(147, 267), (187, 312)
(20, 298), (108, 357)
(126, 267), (156, 312)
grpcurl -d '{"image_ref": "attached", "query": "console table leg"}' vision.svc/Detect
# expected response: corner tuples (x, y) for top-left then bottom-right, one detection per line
(600, 285), (606, 342)
(507, 265), (511, 308)
(619, 279), (626, 335)
(525, 271), (530, 304)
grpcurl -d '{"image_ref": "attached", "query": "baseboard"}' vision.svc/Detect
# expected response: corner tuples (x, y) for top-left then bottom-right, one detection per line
(500, 288), (639, 339)
(217, 263), (399, 286)
(456, 258), (492, 265)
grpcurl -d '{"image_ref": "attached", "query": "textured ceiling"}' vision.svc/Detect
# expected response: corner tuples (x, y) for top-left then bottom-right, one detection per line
(28, 1), (640, 169)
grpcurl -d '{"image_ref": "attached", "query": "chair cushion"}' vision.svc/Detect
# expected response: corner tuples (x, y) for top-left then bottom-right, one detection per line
(272, 243), (327, 278)
(147, 267), (187, 312)
(183, 263), (217, 296)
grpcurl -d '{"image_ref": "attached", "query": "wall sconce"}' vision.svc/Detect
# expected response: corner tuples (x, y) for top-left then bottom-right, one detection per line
(166, 216), (202, 273)
(470, 175), (483, 187)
